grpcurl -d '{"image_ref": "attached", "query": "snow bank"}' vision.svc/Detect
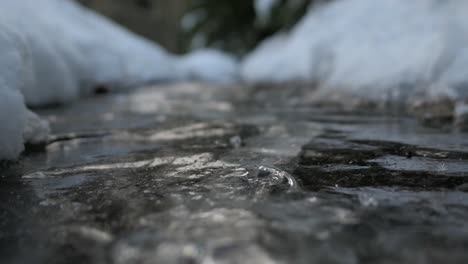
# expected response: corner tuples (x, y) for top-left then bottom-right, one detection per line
(0, 0), (180, 106)
(177, 49), (240, 84)
(0, 89), (27, 160)
(0, 0), (239, 160)
(0, 27), (28, 160)
(242, 0), (468, 111)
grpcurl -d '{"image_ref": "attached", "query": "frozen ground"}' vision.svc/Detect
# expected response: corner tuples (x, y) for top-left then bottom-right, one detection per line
(1, 83), (468, 264)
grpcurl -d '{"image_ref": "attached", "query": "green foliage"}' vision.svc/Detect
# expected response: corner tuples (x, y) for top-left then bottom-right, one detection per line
(79, 0), (329, 54)
(184, 0), (323, 55)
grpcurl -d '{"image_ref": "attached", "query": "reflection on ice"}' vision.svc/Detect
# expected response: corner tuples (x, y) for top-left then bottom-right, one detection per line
(149, 123), (233, 141)
(370, 155), (468, 175)
(5, 82), (468, 263)
(258, 166), (298, 188)
(23, 156), (174, 178)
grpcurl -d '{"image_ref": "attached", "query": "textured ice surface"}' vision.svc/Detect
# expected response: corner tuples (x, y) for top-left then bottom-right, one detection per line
(243, 0), (468, 109)
(3, 84), (468, 263)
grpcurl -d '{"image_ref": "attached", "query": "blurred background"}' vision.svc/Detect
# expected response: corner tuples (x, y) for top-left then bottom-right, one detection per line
(78, 0), (328, 55)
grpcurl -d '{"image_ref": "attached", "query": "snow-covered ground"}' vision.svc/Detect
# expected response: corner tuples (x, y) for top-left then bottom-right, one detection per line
(177, 49), (239, 84)
(243, 0), (468, 116)
(0, 0), (239, 160)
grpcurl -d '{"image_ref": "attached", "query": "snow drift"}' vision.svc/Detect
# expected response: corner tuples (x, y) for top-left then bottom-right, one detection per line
(177, 49), (240, 84)
(242, 0), (468, 116)
(0, 0), (239, 160)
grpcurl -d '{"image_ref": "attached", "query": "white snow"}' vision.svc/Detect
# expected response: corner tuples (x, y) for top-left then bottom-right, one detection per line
(241, 33), (291, 82)
(0, 28), (28, 160)
(8, 0), (468, 160)
(0, 88), (27, 160)
(23, 111), (51, 146)
(177, 49), (240, 84)
(0, 0), (180, 106)
(0, 0), (239, 160)
(242, 0), (468, 107)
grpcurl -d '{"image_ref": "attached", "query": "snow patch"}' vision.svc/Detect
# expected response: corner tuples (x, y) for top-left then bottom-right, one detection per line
(0, 0), (240, 160)
(0, 0), (179, 106)
(0, 28), (29, 160)
(23, 111), (51, 146)
(0, 88), (27, 160)
(177, 49), (240, 84)
(243, 0), (468, 115)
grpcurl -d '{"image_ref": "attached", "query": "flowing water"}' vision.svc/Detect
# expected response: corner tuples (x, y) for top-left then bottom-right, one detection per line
(1, 83), (468, 264)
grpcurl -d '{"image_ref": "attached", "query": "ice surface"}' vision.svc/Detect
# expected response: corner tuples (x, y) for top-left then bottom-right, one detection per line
(243, 0), (468, 108)
(6, 84), (468, 263)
